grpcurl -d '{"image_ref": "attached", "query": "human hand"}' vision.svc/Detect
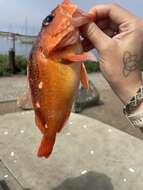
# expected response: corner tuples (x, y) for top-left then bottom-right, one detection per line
(81, 4), (143, 104)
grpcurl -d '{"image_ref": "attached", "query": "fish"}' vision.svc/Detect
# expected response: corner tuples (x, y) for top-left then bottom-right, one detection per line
(28, 0), (96, 158)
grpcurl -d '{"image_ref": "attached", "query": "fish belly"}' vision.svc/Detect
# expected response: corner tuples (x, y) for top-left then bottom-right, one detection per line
(29, 56), (81, 136)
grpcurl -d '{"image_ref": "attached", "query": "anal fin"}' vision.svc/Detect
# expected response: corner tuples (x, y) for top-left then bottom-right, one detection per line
(35, 111), (46, 134)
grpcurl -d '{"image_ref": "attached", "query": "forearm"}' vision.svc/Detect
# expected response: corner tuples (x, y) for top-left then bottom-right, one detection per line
(111, 79), (143, 105)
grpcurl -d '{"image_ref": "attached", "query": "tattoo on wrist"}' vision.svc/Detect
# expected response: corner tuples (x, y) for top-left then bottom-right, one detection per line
(123, 51), (140, 77)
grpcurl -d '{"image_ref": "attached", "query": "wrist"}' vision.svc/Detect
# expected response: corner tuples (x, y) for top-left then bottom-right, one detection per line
(123, 89), (143, 129)
(123, 84), (143, 115)
(111, 81), (143, 104)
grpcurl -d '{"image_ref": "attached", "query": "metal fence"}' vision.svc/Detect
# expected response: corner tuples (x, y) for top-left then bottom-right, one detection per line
(0, 31), (36, 74)
(0, 31), (36, 56)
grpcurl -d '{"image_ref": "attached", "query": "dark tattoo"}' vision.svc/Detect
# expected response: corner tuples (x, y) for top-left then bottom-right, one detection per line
(123, 51), (141, 77)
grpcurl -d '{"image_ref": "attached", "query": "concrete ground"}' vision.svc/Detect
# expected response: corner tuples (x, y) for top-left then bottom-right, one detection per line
(0, 112), (143, 190)
(0, 160), (24, 190)
(0, 74), (143, 139)
(0, 75), (27, 102)
(0, 74), (143, 189)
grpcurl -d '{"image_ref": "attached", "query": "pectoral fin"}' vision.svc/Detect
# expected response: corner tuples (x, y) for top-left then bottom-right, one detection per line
(60, 51), (97, 62)
(81, 63), (89, 90)
(60, 52), (90, 62)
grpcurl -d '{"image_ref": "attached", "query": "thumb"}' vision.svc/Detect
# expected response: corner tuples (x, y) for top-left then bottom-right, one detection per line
(81, 22), (111, 52)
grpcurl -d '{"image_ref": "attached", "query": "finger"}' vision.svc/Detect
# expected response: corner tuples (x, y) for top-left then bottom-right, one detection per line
(81, 28), (116, 51)
(90, 4), (135, 25)
(81, 22), (111, 51)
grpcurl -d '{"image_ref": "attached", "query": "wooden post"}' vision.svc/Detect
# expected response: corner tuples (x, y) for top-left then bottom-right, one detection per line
(8, 49), (16, 74)
(8, 33), (17, 74)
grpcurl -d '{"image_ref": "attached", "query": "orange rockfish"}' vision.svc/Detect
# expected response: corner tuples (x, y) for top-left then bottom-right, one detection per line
(28, 0), (95, 158)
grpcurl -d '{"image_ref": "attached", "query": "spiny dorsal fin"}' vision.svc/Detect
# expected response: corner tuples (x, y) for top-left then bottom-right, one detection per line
(63, 0), (70, 4)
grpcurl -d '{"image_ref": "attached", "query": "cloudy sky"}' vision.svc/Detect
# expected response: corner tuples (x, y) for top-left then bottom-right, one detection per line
(0, 0), (143, 34)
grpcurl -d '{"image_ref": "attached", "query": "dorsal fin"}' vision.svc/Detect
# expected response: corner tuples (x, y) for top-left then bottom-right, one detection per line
(63, 0), (70, 3)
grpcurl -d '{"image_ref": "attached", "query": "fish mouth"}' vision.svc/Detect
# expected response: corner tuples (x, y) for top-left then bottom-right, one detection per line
(56, 30), (80, 49)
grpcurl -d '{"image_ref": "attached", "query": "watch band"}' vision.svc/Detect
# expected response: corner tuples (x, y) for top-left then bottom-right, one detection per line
(123, 85), (143, 128)
(123, 85), (143, 115)
(125, 110), (143, 128)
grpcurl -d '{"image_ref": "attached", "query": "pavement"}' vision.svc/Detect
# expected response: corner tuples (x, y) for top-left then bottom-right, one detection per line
(0, 75), (27, 102)
(0, 111), (143, 190)
(0, 160), (24, 190)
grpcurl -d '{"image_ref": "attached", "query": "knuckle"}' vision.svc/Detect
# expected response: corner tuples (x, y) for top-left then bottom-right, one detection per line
(126, 17), (143, 38)
(139, 19), (143, 29)
(134, 18), (143, 35)
(110, 3), (121, 9)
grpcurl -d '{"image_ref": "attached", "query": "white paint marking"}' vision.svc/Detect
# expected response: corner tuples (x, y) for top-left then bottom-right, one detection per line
(10, 152), (15, 157)
(38, 81), (43, 89)
(20, 130), (24, 134)
(81, 170), (87, 175)
(66, 132), (71, 136)
(108, 129), (112, 133)
(123, 178), (127, 182)
(4, 175), (8, 178)
(90, 150), (94, 155)
(83, 125), (87, 129)
(4, 131), (8, 135)
(129, 168), (135, 173)
(69, 121), (73, 125)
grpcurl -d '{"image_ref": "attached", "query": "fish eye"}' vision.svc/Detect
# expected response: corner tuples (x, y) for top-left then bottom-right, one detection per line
(42, 14), (54, 26)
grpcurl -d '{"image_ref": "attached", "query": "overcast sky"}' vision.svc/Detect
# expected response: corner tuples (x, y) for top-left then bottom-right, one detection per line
(0, 0), (143, 34)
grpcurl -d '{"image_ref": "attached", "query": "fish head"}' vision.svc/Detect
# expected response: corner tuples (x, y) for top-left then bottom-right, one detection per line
(39, 0), (94, 54)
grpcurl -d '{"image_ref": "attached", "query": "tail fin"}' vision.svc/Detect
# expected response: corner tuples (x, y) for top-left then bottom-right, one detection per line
(37, 135), (56, 158)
